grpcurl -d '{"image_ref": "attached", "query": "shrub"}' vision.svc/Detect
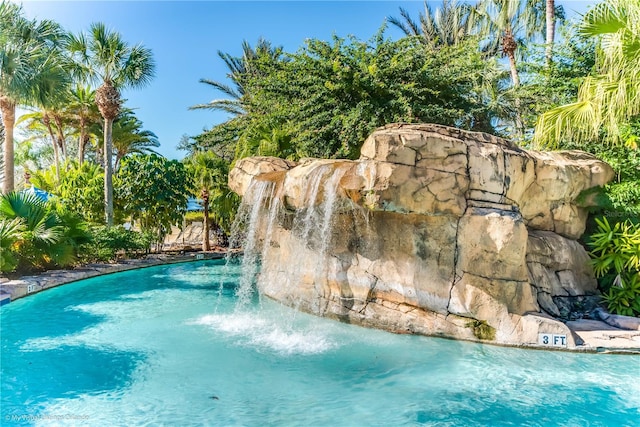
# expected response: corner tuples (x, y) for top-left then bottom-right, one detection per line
(588, 217), (640, 317)
(79, 226), (154, 263)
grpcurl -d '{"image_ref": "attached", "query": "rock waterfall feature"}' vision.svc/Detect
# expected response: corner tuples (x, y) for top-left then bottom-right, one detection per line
(228, 124), (614, 348)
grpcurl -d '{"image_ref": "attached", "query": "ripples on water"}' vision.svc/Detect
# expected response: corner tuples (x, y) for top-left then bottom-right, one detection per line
(1, 260), (639, 426)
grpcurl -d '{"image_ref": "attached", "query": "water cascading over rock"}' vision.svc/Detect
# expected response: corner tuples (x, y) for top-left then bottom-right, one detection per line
(228, 123), (614, 347)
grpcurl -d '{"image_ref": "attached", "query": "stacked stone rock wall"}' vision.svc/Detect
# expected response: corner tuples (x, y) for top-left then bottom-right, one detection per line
(229, 123), (614, 347)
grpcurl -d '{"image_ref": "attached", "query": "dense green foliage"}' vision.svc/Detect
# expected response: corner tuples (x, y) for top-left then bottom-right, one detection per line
(588, 217), (640, 316)
(77, 225), (154, 263)
(185, 151), (239, 250)
(0, 191), (91, 273)
(192, 35), (502, 160)
(55, 161), (105, 222)
(116, 154), (191, 244)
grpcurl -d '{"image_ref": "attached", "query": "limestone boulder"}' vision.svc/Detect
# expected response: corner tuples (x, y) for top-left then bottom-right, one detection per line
(229, 123), (614, 349)
(228, 156), (298, 196)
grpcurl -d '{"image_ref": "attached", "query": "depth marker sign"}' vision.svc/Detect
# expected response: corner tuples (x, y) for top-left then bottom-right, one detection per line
(538, 333), (567, 347)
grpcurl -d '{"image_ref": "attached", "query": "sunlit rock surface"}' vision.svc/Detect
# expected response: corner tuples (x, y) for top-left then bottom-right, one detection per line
(229, 123), (614, 347)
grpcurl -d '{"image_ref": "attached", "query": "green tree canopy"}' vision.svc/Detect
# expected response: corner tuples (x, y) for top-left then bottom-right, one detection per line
(0, 0), (68, 192)
(193, 34), (500, 160)
(116, 154), (191, 244)
(534, 0), (640, 147)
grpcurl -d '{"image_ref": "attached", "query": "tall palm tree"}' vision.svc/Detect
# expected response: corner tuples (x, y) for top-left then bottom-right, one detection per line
(68, 23), (155, 225)
(0, 1), (67, 193)
(469, 0), (544, 88)
(388, 0), (472, 48)
(535, 0), (640, 147)
(469, 0), (544, 137)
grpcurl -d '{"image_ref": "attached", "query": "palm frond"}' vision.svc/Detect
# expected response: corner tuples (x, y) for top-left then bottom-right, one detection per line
(189, 99), (245, 115)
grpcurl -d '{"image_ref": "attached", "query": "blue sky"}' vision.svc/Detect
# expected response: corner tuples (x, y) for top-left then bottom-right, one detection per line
(16, 0), (595, 160)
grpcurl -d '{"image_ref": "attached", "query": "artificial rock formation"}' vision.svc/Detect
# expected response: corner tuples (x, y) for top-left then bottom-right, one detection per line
(228, 123), (614, 347)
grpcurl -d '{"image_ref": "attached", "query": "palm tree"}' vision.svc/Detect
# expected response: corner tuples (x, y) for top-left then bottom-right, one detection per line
(17, 108), (65, 181)
(68, 23), (155, 226)
(66, 85), (99, 165)
(235, 121), (295, 160)
(0, 1), (67, 193)
(469, 0), (544, 88)
(190, 38), (281, 115)
(388, 0), (472, 48)
(109, 109), (159, 169)
(468, 0), (544, 137)
(187, 151), (233, 251)
(534, 0), (640, 147)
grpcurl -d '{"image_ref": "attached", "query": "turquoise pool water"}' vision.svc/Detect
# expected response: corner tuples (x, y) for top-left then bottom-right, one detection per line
(1, 260), (639, 426)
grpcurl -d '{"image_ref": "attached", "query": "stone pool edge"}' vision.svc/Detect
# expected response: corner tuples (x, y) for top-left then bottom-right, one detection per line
(0, 252), (227, 304)
(1, 252), (639, 355)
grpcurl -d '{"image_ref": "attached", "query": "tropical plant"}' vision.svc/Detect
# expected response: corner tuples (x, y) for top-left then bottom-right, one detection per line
(189, 38), (282, 116)
(234, 120), (295, 160)
(109, 109), (159, 169)
(534, 0), (640, 147)
(388, 0), (472, 48)
(17, 100), (71, 183)
(78, 225), (152, 262)
(468, 0), (545, 137)
(0, 191), (89, 271)
(0, 0), (68, 193)
(469, 0), (545, 88)
(116, 154), (191, 246)
(55, 161), (105, 223)
(0, 217), (24, 272)
(68, 22), (155, 225)
(187, 151), (237, 250)
(193, 35), (498, 160)
(66, 85), (99, 165)
(588, 217), (640, 317)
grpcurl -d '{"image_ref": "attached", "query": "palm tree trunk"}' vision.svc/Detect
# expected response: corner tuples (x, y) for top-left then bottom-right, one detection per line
(202, 189), (211, 252)
(506, 50), (520, 88)
(503, 30), (524, 138)
(545, 0), (555, 67)
(43, 116), (61, 184)
(53, 115), (67, 162)
(78, 130), (87, 165)
(0, 98), (15, 193)
(506, 48), (525, 138)
(104, 118), (114, 226)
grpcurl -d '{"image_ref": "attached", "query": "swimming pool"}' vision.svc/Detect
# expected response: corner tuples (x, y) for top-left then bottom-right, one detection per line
(1, 260), (639, 426)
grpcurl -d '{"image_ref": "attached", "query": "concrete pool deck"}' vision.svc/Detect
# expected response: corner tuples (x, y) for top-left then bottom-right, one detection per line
(1, 252), (639, 354)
